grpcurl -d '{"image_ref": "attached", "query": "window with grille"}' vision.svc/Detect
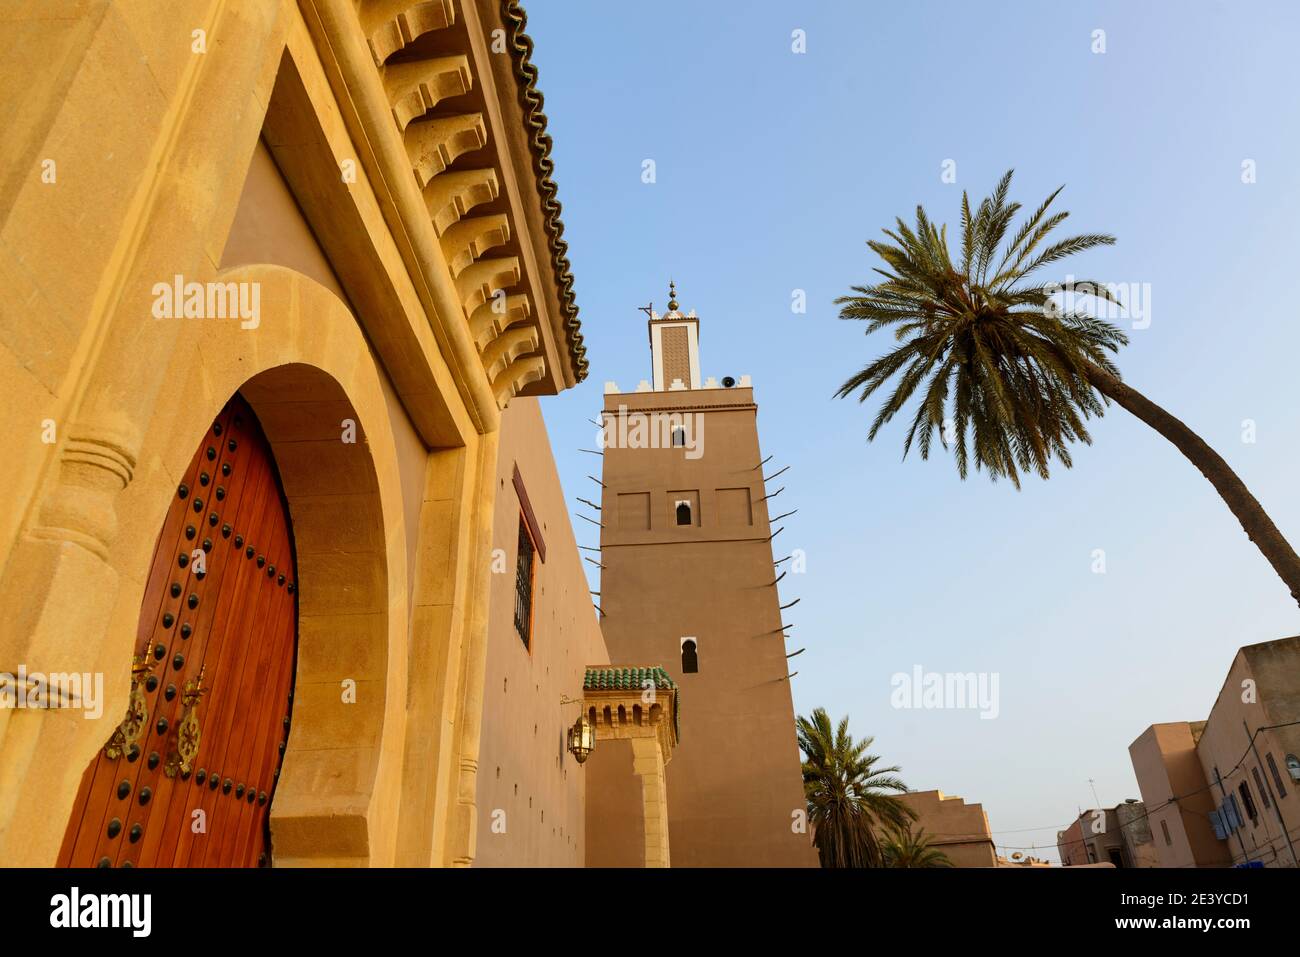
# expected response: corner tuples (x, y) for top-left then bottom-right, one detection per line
(1251, 766), (1272, 809)
(1267, 753), (1288, 798)
(1238, 780), (1258, 822)
(514, 518), (535, 650)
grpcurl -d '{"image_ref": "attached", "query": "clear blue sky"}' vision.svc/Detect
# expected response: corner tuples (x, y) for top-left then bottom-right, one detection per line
(525, 0), (1300, 862)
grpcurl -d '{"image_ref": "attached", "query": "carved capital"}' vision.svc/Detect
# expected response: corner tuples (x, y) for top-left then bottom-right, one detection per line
(32, 423), (138, 558)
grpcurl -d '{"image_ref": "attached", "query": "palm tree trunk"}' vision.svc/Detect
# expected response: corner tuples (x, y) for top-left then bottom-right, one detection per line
(1085, 362), (1300, 608)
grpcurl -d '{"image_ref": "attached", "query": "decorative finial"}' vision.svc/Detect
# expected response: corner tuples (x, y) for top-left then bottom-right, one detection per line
(667, 279), (679, 311)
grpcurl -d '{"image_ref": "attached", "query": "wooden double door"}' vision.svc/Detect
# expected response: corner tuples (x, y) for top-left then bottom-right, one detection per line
(59, 394), (298, 867)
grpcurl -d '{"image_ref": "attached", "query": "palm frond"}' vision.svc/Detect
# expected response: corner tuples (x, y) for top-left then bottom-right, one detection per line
(836, 169), (1124, 486)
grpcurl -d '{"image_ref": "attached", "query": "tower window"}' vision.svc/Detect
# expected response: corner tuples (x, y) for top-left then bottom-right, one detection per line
(514, 517), (535, 650)
(675, 501), (692, 526)
(670, 425), (686, 447)
(681, 638), (698, 674)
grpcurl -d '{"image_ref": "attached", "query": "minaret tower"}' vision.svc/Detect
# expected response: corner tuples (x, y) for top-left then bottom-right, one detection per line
(647, 280), (701, 390)
(595, 283), (816, 867)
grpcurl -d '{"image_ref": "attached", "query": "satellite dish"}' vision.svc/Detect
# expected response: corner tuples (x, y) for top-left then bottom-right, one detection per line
(721, 376), (736, 388)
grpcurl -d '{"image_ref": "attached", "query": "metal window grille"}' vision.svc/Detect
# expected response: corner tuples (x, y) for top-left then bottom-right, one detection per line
(514, 519), (535, 649)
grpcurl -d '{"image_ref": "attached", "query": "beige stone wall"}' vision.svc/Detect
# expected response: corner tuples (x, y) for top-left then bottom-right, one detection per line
(583, 736), (646, 866)
(472, 397), (609, 866)
(1195, 639), (1300, 868)
(0, 0), (581, 869)
(895, 790), (997, 867)
(221, 138), (430, 614)
(1128, 722), (1230, 868)
(1115, 800), (1160, 868)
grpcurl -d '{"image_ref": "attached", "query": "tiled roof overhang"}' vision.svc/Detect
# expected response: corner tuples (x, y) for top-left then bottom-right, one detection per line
(500, 1), (588, 382)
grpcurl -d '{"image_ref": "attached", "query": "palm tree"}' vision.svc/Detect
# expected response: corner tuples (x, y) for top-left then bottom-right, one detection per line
(797, 707), (914, 867)
(834, 169), (1300, 607)
(881, 822), (953, 868)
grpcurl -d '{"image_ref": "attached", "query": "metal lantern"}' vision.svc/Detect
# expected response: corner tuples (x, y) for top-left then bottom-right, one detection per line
(566, 713), (596, 764)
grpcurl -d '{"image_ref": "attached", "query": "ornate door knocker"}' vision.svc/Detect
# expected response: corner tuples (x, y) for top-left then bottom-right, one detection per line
(103, 655), (154, 761)
(165, 664), (208, 778)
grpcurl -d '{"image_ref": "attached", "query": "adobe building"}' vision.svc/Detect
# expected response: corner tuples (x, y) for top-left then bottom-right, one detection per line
(0, 0), (816, 869)
(1055, 802), (1156, 867)
(892, 790), (997, 867)
(1115, 799), (1161, 867)
(0, 0), (621, 868)
(1128, 723), (1232, 868)
(588, 285), (817, 867)
(1130, 636), (1300, 869)
(1057, 809), (1126, 867)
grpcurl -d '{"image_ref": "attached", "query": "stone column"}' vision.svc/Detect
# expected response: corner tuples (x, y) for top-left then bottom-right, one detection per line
(631, 736), (670, 868)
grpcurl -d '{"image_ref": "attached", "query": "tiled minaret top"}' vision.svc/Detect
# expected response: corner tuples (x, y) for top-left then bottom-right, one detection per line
(646, 280), (700, 391)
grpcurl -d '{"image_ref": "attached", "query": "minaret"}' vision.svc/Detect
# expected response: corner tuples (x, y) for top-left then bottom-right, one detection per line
(596, 283), (816, 867)
(647, 280), (701, 390)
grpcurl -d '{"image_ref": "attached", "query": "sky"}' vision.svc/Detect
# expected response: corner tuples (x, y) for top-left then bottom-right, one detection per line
(522, 0), (1300, 862)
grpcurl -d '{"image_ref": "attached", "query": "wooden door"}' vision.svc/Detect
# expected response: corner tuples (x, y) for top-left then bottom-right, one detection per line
(59, 394), (298, 868)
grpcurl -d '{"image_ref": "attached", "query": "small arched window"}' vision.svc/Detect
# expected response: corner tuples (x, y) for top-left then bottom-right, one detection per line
(670, 425), (686, 447)
(675, 501), (692, 526)
(681, 638), (698, 674)
(1287, 754), (1300, 782)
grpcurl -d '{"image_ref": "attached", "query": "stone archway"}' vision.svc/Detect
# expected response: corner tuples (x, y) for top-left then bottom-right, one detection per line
(13, 264), (412, 866)
(144, 265), (411, 866)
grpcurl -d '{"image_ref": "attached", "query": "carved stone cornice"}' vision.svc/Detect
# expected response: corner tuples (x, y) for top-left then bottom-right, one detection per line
(308, 0), (586, 416)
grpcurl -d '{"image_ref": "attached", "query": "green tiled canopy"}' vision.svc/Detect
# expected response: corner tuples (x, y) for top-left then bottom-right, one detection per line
(584, 666), (677, 692)
(583, 666), (680, 739)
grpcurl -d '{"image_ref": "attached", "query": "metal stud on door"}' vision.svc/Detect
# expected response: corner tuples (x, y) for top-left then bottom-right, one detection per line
(58, 394), (298, 868)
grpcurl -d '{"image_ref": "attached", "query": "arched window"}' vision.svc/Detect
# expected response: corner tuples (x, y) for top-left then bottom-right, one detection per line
(675, 501), (692, 526)
(670, 425), (686, 447)
(1287, 754), (1300, 782)
(681, 638), (698, 673)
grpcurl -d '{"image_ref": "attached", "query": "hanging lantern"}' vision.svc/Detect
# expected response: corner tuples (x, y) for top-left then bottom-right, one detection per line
(566, 713), (596, 764)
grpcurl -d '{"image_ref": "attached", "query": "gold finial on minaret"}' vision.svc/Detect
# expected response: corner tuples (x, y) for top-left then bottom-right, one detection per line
(667, 279), (679, 312)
